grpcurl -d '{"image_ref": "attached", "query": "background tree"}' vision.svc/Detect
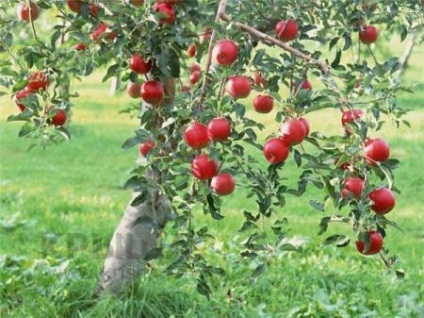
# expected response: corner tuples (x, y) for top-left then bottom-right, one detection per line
(1, 0), (423, 301)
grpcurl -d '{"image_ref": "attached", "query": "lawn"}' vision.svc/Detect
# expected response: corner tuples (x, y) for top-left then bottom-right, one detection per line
(1, 44), (424, 317)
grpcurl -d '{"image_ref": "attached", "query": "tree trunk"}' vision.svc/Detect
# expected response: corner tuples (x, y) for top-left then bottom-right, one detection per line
(96, 188), (170, 296)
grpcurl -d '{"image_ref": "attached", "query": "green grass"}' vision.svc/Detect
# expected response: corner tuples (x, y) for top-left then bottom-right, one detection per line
(1, 45), (424, 317)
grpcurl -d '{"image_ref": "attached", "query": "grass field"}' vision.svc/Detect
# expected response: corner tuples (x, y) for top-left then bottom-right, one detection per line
(1, 44), (424, 317)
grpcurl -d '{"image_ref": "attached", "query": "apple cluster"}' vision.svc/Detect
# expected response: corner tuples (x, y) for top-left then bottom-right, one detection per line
(340, 108), (395, 255)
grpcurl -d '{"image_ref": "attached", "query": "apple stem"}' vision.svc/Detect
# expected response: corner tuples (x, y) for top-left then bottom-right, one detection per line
(197, 0), (228, 111)
(219, 13), (330, 75)
(28, 0), (39, 42)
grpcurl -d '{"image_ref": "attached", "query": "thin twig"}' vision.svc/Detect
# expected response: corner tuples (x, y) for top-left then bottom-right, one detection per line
(220, 13), (330, 75)
(197, 0), (228, 110)
(0, 39), (25, 70)
(28, 0), (38, 41)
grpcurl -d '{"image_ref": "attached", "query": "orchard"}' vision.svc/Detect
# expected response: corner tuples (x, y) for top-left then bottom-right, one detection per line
(1, 0), (424, 316)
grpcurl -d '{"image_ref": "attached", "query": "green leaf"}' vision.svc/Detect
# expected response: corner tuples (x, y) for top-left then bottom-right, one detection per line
(102, 64), (120, 83)
(196, 275), (212, 299)
(309, 200), (324, 212)
(331, 49), (342, 68)
(250, 263), (265, 284)
(130, 192), (149, 207)
(144, 247), (162, 261)
(322, 234), (350, 247)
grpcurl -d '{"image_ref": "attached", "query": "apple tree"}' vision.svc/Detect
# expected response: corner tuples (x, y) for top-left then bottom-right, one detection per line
(0, 0), (422, 297)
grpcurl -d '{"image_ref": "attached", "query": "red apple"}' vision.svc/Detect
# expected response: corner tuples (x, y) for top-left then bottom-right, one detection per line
(368, 187), (395, 215)
(89, 4), (99, 18)
(341, 177), (364, 198)
(253, 70), (267, 87)
(92, 23), (117, 42)
(191, 154), (218, 180)
(127, 81), (142, 98)
(212, 39), (239, 66)
(342, 109), (364, 126)
(184, 122), (210, 149)
(141, 81), (164, 104)
(279, 118), (307, 146)
(187, 44), (196, 58)
(356, 230), (383, 255)
(14, 88), (34, 112)
(139, 141), (155, 157)
(129, 54), (152, 74)
(189, 71), (201, 85)
(49, 109), (67, 126)
(190, 63), (201, 73)
(27, 71), (49, 91)
(275, 19), (298, 42)
(364, 138), (390, 164)
(226, 76), (251, 99)
(74, 43), (87, 51)
(207, 117), (231, 142)
(155, 3), (176, 25)
(359, 25), (378, 44)
(67, 0), (82, 12)
(211, 173), (235, 196)
(17, 1), (39, 22)
(298, 117), (310, 137)
(253, 94), (274, 114)
(263, 138), (290, 165)
(298, 79), (312, 91)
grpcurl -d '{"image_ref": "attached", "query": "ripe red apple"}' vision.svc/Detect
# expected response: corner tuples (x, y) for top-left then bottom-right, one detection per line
(183, 122), (210, 149)
(15, 88), (34, 112)
(279, 118), (307, 146)
(92, 23), (117, 42)
(207, 117), (231, 142)
(74, 43), (87, 51)
(226, 76), (251, 99)
(356, 230), (383, 255)
(335, 157), (350, 170)
(341, 109), (364, 126)
(129, 54), (152, 74)
(212, 39), (239, 66)
(298, 117), (310, 137)
(359, 25), (378, 44)
(275, 19), (298, 42)
(341, 177), (364, 198)
(139, 141), (155, 157)
(187, 44), (196, 58)
(253, 94), (274, 114)
(127, 81), (142, 98)
(67, 0), (82, 12)
(190, 63), (201, 73)
(155, 3), (176, 25)
(189, 71), (201, 85)
(364, 138), (390, 164)
(17, 1), (39, 22)
(27, 71), (49, 91)
(191, 154), (218, 180)
(89, 4), (99, 17)
(140, 80), (164, 104)
(368, 187), (395, 215)
(253, 70), (267, 87)
(263, 138), (290, 165)
(49, 109), (67, 126)
(298, 79), (312, 91)
(211, 173), (235, 196)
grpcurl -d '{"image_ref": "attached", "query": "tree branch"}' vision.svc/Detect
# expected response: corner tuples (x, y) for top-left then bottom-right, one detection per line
(219, 13), (330, 75)
(197, 0), (228, 110)
(28, 0), (39, 42)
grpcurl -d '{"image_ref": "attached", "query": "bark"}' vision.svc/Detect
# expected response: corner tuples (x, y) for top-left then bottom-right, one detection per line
(96, 188), (170, 296)
(395, 29), (418, 84)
